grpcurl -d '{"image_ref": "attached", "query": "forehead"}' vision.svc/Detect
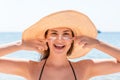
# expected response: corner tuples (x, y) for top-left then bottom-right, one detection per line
(48, 27), (72, 32)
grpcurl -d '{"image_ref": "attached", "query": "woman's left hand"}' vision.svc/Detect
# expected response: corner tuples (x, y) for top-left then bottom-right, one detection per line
(74, 36), (100, 49)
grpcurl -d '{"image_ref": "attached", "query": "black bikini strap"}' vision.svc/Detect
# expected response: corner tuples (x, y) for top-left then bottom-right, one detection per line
(39, 59), (47, 80)
(39, 60), (77, 80)
(69, 61), (77, 80)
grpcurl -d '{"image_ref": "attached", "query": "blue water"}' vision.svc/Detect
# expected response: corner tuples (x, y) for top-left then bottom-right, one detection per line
(0, 32), (120, 80)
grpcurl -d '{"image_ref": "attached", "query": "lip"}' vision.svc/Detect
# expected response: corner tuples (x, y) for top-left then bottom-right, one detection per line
(53, 44), (65, 50)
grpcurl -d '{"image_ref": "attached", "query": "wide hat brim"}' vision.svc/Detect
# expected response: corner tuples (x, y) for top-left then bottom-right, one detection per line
(22, 10), (97, 59)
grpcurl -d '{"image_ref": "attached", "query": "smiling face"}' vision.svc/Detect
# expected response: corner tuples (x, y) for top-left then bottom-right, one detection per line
(45, 27), (74, 55)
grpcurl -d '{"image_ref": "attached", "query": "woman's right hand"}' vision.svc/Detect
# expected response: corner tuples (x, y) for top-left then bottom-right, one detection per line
(21, 39), (48, 53)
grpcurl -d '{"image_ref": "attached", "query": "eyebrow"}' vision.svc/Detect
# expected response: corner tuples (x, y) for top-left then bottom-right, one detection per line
(49, 30), (57, 32)
(49, 29), (72, 32)
(63, 30), (72, 32)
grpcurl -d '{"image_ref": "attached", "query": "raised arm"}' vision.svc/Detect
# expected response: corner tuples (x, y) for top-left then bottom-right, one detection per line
(0, 39), (47, 78)
(89, 40), (120, 77)
(0, 41), (22, 56)
(0, 58), (30, 78)
(95, 41), (120, 61)
(0, 39), (47, 56)
(75, 36), (120, 61)
(75, 36), (120, 78)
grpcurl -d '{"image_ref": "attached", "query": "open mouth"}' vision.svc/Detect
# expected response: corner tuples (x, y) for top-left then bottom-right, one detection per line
(54, 44), (65, 49)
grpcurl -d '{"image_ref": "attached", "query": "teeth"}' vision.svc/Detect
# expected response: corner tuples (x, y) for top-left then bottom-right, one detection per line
(56, 44), (64, 46)
(54, 44), (65, 48)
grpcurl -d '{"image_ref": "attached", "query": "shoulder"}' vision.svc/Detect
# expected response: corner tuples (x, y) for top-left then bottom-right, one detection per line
(28, 59), (45, 66)
(0, 57), (38, 71)
(28, 59), (46, 70)
(0, 57), (32, 78)
(75, 59), (114, 67)
(70, 59), (95, 71)
(28, 60), (46, 78)
(75, 59), (94, 66)
(72, 59), (96, 72)
(70, 59), (95, 79)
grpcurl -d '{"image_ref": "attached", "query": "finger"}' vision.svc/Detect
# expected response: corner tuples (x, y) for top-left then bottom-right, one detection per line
(73, 36), (79, 40)
(74, 36), (84, 41)
(35, 39), (48, 50)
(82, 43), (88, 48)
(36, 39), (46, 44)
(34, 41), (46, 47)
(35, 47), (43, 54)
(37, 42), (48, 51)
(37, 46), (45, 51)
(79, 41), (87, 47)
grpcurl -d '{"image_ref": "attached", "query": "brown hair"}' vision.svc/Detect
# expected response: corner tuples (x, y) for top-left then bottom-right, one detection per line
(41, 29), (74, 60)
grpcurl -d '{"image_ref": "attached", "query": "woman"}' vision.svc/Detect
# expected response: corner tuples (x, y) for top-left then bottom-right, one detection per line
(0, 10), (120, 80)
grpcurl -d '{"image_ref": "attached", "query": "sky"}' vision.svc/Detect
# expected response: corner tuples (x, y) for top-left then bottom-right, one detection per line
(0, 0), (120, 32)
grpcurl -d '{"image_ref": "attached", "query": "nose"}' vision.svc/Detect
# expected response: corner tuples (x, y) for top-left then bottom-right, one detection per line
(57, 35), (63, 40)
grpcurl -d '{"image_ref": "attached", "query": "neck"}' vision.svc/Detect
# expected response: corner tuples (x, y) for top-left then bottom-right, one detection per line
(46, 52), (69, 66)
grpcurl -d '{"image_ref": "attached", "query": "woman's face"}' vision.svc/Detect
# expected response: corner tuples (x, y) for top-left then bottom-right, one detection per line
(46, 27), (74, 54)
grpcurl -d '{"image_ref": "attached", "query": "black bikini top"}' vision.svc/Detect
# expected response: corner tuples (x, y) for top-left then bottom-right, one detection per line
(39, 59), (77, 80)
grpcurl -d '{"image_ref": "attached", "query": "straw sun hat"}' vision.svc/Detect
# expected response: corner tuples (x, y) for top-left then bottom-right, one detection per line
(22, 10), (97, 59)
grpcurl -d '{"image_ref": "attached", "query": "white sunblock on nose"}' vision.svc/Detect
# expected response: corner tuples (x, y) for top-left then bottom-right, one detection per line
(58, 35), (62, 40)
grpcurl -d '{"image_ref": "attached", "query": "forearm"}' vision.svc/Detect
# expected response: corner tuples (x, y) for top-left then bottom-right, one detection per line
(96, 41), (120, 61)
(0, 40), (22, 56)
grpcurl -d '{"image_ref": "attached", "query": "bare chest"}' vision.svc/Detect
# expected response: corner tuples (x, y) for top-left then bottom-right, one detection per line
(28, 62), (89, 80)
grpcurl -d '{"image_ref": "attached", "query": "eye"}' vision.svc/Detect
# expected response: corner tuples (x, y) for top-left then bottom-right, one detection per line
(63, 33), (70, 36)
(51, 32), (56, 34)
(51, 32), (57, 36)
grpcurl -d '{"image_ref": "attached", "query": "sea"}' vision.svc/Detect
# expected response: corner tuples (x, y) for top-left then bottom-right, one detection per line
(0, 32), (120, 80)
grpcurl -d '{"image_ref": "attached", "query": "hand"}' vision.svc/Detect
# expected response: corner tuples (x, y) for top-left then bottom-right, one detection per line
(74, 36), (100, 49)
(21, 39), (48, 53)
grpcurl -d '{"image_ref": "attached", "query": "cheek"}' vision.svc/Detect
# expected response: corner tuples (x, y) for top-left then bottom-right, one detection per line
(66, 40), (73, 47)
